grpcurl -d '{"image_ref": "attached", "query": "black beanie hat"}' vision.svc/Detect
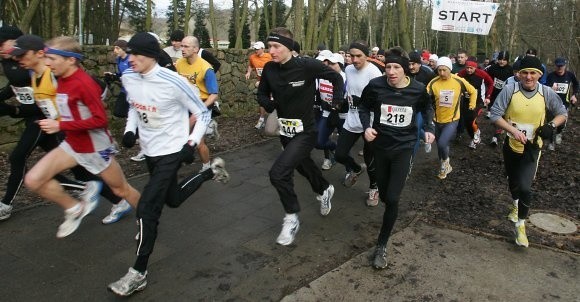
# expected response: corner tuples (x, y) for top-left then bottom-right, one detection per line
(0, 25), (23, 44)
(497, 51), (510, 61)
(518, 56), (543, 75)
(170, 30), (185, 42)
(408, 51), (421, 64)
(127, 32), (160, 59)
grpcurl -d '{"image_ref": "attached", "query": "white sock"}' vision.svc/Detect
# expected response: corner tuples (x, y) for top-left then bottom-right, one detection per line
(285, 213), (298, 220)
(516, 219), (525, 227)
(513, 199), (519, 207)
(202, 162), (211, 171)
(259, 117), (265, 122)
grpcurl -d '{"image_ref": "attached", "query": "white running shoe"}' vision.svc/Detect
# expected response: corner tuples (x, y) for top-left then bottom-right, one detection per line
(468, 140), (477, 149)
(321, 159), (333, 170)
(490, 136), (498, 146)
(130, 152), (146, 162)
(0, 202), (13, 221)
(276, 214), (300, 245)
(473, 129), (481, 144)
(254, 118), (265, 129)
(56, 204), (85, 238)
(317, 184), (334, 216)
(108, 268), (148, 296)
(206, 119), (220, 140)
(102, 200), (132, 224)
(366, 188), (379, 207)
(211, 157), (230, 183)
(81, 181), (103, 218)
(424, 142), (432, 153)
(343, 164), (366, 187)
(555, 133), (562, 145)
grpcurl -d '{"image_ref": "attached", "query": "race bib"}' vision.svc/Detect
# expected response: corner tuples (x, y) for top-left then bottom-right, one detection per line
(508, 121), (534, 140)
(380, 104), (413, 127)
(439, 90), (454, 108)
(493, 78), (505, 89)
(553, 83), (569, 94)
(133, 103), (161, 129)
(12, 86), (35, 104)
(278, 118), (304, 137)
(37, 98), (59, 120)
(55, 93), (73, 121)
(256, 68), (263, 77)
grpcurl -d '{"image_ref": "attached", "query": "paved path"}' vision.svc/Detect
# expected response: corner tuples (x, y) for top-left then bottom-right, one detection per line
(0, 139), (577, 301)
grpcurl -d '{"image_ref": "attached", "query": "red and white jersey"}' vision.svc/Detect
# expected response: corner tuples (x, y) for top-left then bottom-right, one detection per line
(57, 68), (113, 153)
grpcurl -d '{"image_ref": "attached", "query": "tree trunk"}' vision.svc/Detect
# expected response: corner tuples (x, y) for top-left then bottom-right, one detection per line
(146, 0), (152, 31)
(235, 0), (249, 48)
(319, 0), (336, 48)
(67, 0), (76, 36)
(508, 0), (520, 53)
(293, 0), (304, 45)
(185, 0), (192, 34)
(209, 0), (218, 48)
(18, 0), (42, 33)
(304, 0), (316, 50)
(173, 0), (179, 31)
(264, 0), (271, 35)
(368, 0), (376, 47)
(397, 0), (412, 51)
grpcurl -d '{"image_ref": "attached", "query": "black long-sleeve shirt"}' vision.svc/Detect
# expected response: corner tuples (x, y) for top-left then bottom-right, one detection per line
(359, 76), (435, 151)
(0, 58), (43, 119)
(257, 56), (344, 133)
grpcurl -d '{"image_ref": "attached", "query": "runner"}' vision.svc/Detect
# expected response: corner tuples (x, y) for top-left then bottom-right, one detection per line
(245, 41), (272, 129)
(107, 32), (229, 296)
(485, 51), (513, 146)
(10, 34), (132, 225)
(489, 55), (567, 248)
(359, 48), (435, 269)
(257, 27), (343, 245)
(545, 57), (578, 148)
(408, 51), (436, 156)
(23, 36), (141, 238)
(426, 57), (477, 179)
(175, 36), (219, 172)
(162, 30), (184, 62)
(335, 40), (382, 206)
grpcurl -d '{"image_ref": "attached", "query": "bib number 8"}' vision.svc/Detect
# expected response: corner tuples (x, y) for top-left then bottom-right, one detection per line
(139, 112), (149, 124)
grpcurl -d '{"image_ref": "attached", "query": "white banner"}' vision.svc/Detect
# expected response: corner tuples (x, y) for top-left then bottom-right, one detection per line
(431, 0), (500, 35)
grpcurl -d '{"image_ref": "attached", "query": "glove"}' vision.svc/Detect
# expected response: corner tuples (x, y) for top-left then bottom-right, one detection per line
(103, 73), (119, 84)
(179, 143), (196, 164)
(122, 131), (136, 148)
(536, 122), (555, 140)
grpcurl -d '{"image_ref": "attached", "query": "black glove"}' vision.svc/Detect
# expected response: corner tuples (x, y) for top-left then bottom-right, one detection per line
(536, 122), (555, 140)
(122, 131), (136, 148)
(103, 73), (119, 84)
(179, 143), (196, 164)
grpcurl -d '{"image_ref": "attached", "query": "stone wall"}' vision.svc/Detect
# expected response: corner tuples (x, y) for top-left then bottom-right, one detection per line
(0, 46), (259, 149)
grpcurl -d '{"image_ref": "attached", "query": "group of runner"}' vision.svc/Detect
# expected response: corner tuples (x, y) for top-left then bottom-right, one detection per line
(0, 23), (576, 296)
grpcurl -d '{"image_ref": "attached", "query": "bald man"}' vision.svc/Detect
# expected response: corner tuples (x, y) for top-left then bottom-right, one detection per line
(175, 36), (220, 172)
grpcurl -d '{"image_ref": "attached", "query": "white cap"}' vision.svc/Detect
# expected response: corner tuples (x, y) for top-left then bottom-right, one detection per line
(331, 53), (344, 65)
(147, 32), (162, 44)
(429, 54), (439, 61)
(253, 41), (265, 49)
(316, 50), (334, 61)
(437, 56), (453, 71)
(372, 46), (380, 52)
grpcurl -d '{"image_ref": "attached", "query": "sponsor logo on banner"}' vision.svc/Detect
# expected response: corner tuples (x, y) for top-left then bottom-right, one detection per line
(431, 0), (500, 35)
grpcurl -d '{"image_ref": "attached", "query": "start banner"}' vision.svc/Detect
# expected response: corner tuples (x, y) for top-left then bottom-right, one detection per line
(431, 0), (500, 35)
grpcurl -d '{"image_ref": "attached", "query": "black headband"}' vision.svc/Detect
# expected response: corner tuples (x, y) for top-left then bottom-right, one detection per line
(349, 43), (369, 56)
(267, 34), (295, 51)
(385, 55), (410, 75)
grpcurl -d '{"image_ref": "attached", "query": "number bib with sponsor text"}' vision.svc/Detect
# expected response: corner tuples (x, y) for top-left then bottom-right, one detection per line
(278, 118), (304, 137)
(380, 104), (413, 127)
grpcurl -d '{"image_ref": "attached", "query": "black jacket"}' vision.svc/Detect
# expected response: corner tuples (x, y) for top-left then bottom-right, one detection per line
(0, 58), (43, 119)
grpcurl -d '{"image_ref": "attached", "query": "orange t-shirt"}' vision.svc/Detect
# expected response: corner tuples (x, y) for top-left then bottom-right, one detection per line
(248, 52), (272, 80)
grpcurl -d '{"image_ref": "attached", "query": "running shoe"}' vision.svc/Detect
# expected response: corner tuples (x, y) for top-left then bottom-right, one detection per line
(81, 181), (103, 218)
(0, 202), (13, 221)
(547, 143), (555, 151)
(211, 157), (230, 183)
(366, 188), (379, 207)
(56, 204), (85, 238)
(468, 140), (477, 149)
(206, 119), (220, 140)
(490, 136), (498, 147)
(130, 152), (146, 162)
(507, 205), (518, 223)
(317, 184), (334, 216)
(254, 119), (265, 129)
(424, 142), (432, 153)
(437, 160), (452, 180)
(485, 111), (491, 119)
(555, 133), (562, 145)
(102, 199), (132, 224)
(515, 223), (529, 247)
(276, 214), (300, 245)
(321, 159), (333, 170)
(473, 129), (481, 144)
(372, 244), (388, 269)
(108, 268), (148, 296)
(343, 164), (366, 187)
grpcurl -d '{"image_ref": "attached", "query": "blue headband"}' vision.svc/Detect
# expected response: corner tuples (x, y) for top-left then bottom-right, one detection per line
(44, 47), (84, 60)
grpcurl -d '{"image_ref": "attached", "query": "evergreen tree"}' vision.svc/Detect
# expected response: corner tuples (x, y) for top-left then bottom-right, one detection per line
(193, 9), (211, 48)
(227, 5), (237, 48)
(165, 0), (186, 38)
(257, 0), (287, 42)
(241, 20), (251, 49)
(126, 0), (148, 32)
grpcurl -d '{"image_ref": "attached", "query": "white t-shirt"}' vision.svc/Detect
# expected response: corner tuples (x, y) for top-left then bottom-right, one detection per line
(343, 63), (382, 133)
(163, 46), (182, 62)
(122, 65), (211, 157)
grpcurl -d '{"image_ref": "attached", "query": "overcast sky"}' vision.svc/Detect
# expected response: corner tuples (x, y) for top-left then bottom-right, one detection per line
(155, 0), (233, 11)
